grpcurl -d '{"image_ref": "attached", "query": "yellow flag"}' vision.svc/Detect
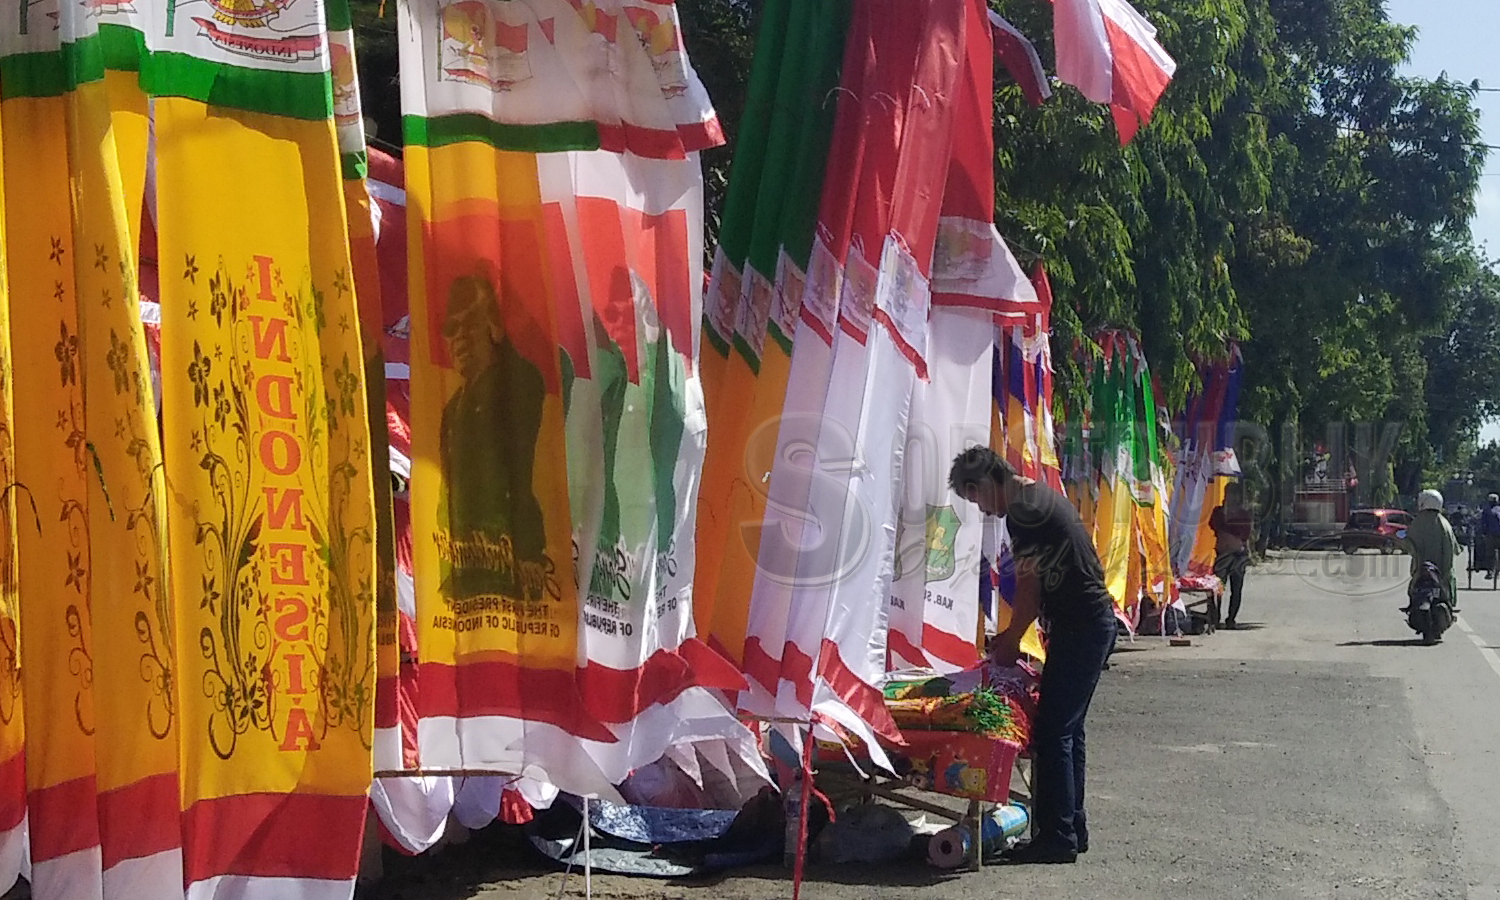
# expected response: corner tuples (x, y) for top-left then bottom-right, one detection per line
(1194, 477), (1227, 575)
(403, 141), (617, 790)
(326, 0), (404, 773)
(152, 9), (376, 889)
(70, 75), (184, 895)
(0, 108), (25, 895)
(3, 90), (108, 898)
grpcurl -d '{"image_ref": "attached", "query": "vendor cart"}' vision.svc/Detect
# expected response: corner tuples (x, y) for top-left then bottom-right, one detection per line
(798, 666), (1037, 870)
(1176, 573), (1224, 631)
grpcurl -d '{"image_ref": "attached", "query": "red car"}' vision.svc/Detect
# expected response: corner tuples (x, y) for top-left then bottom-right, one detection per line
(1341, 508), (1412, 555)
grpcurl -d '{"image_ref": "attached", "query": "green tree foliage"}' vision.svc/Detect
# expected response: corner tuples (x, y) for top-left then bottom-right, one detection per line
(679, 0), (1493, 503)
(349, 0), (1497, 505)
(349, 0), (400, 149)
(1427, 261), (1500, 478)
(987, 0), (1272, 409)
(677, 1), (758, 247)
(1226, 1), (1484, 501)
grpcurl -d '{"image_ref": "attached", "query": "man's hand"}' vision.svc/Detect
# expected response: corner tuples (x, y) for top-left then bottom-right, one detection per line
(989, 639), (1021, 668)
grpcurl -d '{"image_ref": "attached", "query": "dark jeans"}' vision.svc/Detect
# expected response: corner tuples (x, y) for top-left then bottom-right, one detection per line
(1481, 535), (1500, 573)
(1031, 611), (1115, 852)
(1215, 549), (1249, 624)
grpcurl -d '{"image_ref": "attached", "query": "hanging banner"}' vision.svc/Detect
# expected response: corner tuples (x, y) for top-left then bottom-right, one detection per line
(890, 0), (1032, 675)
(698, 0), (805, 663)
(0, 289), (19, 900)
(704, 0), (826, 674)
(0, 131), (21, 890)
(0, 83), (24, 900)
(68, 10), (187, 898)
(0, 6), (143, 894)
(402, 0), (643, 798)
(1029, 266), (1063, 492)
(888, 307), (991, 673)
(326, 0), (404, 784)
(749, 0), (880, 728)
(1097, 344), (1137, 624)
(402, 149), (623, 791)
(363, 150), (462, 855)
(399, 0), (719, 159)
(736, 0), (851, 717)
(711, 0), (848, 701)
(814, 0), (968, 722)
(1131, 347), (1177, 618)
(97, 0), (151, 248)
(540, 147), (747, 777)
(3, 99), (103, 896)
(696, 0), (792, 641)
(152, 0), (378, 893)
(1169, 360), (1223, 574)
(773, 0), (962, 761)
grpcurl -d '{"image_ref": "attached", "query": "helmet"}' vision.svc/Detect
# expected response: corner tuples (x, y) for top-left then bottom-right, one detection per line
(1489, 493), (1498, 505)
(1417, 489), (1444, 512)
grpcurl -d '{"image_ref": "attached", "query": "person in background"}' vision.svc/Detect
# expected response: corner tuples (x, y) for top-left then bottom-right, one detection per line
(1479, 493), (1500, 578)
(949, 447), (1115, 865)
(1209, 481), (1252, 629)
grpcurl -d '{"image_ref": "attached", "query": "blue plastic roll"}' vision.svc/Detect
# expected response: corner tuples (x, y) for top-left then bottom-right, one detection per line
(926, 805), (1029, 868)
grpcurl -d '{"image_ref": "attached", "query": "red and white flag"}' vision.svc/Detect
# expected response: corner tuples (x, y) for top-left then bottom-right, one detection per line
(987, 10), (1051, 107)
(1053, 0), (1176, 143)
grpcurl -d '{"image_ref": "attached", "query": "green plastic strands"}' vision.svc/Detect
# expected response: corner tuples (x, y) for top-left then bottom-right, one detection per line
(962, 687), (1020, 743)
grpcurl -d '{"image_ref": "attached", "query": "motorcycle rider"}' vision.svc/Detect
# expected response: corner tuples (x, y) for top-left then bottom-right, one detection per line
(1407, 489), (1459, 611)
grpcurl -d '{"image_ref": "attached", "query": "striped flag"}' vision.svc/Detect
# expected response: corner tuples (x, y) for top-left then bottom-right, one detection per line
(1053, 0), (1177, 142)
(987, 10), (1052, 107)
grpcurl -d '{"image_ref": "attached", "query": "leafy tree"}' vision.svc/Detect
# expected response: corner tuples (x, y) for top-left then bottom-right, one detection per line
(349, 0), (400, 150)
(678, 1), (759, 249)
(674, 0), (1494, 507)
(988, 0), (1271, 408)
(1424, 260), (1500, 471)
(1231, 0), (1484, 504)
(354, 0), (1500, 513)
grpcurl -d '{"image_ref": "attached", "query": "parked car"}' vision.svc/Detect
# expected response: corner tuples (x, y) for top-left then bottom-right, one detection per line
(1341, 508), (1412, 555)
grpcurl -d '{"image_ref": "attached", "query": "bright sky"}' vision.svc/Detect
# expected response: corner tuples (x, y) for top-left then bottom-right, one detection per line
(1384, 0), (1500, 445)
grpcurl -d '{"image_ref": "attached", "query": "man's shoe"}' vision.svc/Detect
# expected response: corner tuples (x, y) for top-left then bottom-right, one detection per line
(1222, 620), (1237, 630)
(1000, 841), (1078, 865)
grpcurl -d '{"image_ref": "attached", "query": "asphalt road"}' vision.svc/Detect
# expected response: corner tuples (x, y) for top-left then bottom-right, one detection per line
(365, 550), (1500, 899)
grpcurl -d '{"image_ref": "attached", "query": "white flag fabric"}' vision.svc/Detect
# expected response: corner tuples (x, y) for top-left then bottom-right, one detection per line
(888, 306), (993, 673)
(1053, 0), (1177, 142)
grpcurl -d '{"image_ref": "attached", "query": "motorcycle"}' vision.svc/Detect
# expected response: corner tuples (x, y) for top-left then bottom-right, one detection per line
(1405, 561), (1454, 645)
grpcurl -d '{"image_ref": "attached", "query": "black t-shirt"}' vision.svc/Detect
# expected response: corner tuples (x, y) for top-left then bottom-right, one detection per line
(1004, 482), (1115, 627)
